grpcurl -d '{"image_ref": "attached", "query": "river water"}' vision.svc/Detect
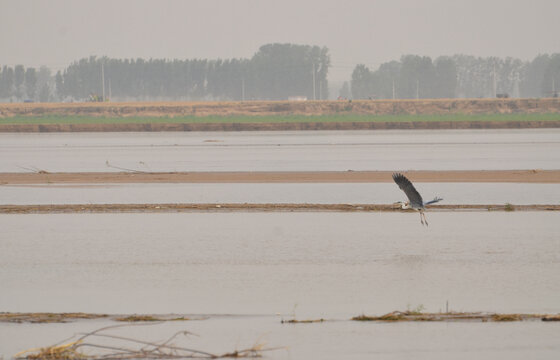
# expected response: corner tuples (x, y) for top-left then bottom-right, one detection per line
(1, 211), (560, 359)
(1, 128), (560, 359)
(2, 212), (559, 316)
(1, 129), (559, 172)
(1, 182), (558, 205)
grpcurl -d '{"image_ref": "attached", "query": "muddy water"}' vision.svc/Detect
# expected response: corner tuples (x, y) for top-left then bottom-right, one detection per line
(1, 182), (559, 205)
(2, 317), (560, 360)
(2, 211), (560, 359)
(2, 128), (560, 359)
(1, 129), (559, 172)
(2, 212), (559, 316)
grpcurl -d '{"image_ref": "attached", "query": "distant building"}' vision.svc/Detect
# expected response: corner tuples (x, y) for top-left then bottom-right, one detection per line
(288, 96), (307, 101)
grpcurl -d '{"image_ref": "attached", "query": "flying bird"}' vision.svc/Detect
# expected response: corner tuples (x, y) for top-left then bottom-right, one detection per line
(392, 173), (443, 226)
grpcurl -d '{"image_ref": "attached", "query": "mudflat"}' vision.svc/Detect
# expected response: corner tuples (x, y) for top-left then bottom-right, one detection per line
(1, 170), (559, 184)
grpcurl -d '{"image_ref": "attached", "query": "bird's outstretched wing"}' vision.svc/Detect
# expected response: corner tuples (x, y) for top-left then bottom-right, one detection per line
(424, 197), (443, 205)
(392, 173), (423, 206)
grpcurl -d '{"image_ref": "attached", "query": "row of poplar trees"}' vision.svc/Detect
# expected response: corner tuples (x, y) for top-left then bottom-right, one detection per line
(0, 44), (330, 102)
(59, 43), (329, 101)
(2, 47), (559, 102)
(349, 54), (560, 99)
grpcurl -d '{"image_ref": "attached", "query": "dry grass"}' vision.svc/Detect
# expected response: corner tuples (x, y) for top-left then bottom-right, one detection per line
(0, 313), (108, 324)
(2, 99), (560, 118)
(352, 311), (545, 322)
(15, 324), (280, 359)
(0, 313), (195, 324)
(114, 315), (162, 322)
(15, 341), (85, 360)
(114, 315), (190, 322)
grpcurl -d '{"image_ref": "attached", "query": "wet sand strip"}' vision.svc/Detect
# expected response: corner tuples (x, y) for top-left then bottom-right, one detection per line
(1, 170), (559, 185)
(1, 120), (560, 132)
(1, 203), (558, 214)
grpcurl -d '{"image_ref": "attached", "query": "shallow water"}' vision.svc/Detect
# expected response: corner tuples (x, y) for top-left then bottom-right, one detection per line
(2, 128), (560, 359)
(1, 317), (560, 360)
(2, 211), (560, 359)
(1, 129), (559, 172)
(1, 182), (558, 205)
(2, 212), (559, 317)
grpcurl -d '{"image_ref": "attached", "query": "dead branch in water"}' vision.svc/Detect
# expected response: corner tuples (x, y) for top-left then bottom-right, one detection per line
(105, 160), (150, 174)
(15, 323), (280, 359)
(281, 318), (325, 324)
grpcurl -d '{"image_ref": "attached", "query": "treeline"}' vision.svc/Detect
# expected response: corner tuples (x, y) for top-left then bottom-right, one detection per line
(1, 47), (559, 102)
(0, 43), (330, 102)
(0, 65), (54, 102)
(349, 54), (560, 99)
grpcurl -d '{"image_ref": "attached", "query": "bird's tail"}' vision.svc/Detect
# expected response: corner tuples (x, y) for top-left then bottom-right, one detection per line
(424, 197), (443, 205)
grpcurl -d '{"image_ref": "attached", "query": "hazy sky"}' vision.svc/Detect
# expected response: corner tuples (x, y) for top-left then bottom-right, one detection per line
(2, 0), (559, 82)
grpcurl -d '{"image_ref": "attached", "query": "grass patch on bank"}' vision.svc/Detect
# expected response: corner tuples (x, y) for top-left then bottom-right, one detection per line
(1, 113), (560, 125)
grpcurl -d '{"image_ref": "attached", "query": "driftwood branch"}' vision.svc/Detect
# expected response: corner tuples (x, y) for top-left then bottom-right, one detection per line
(16, 323), (277, 359)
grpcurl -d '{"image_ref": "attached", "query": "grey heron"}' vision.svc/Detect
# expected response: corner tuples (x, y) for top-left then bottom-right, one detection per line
(392, 173), (443, 226)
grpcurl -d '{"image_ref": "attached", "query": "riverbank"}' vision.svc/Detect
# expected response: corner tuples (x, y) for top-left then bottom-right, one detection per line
(2, 99), (560, 118)
(1, 99), (559, 132)
(1, 119), (559, 132)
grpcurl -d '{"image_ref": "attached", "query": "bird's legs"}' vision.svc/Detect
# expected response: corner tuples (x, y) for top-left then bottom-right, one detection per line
(419, 210), (428, 226)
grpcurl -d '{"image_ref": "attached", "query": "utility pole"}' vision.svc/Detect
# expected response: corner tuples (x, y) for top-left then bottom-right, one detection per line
(392, 79), (396, 99)
(312, 63), (316, 100)
(101, 62), (105, 101)
(241, 77), (245, 101)
(416, 79), (419, 99)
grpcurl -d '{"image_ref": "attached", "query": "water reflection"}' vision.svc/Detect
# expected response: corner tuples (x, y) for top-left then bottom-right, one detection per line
(1, 212), (559, 318)
(2, 316), (560, 360)
(1, 182), (558, 205)
(1, 129), (559, 172)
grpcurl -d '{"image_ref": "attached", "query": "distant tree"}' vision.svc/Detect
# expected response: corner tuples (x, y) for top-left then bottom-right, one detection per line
(35, 66), (52, 102)
(497, 57), (524, 97)
(55, 71), (64, 100)
(14, 65), (25, 99)
(338, 81), (350, 99)
(251, 43), (330, 100)
(520, 54), (549, 98)
(541, 54), (560, 97)
(38, 83), (50, 102)
(398, 55), (436, 99)
(433, 56), (457, 98)
(0, 66), (15, 99)
(350, 64), (374, 99)
(372, 60), (401, 99)
(453, 54), (493, 98)
(24, 67), (37, 100)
